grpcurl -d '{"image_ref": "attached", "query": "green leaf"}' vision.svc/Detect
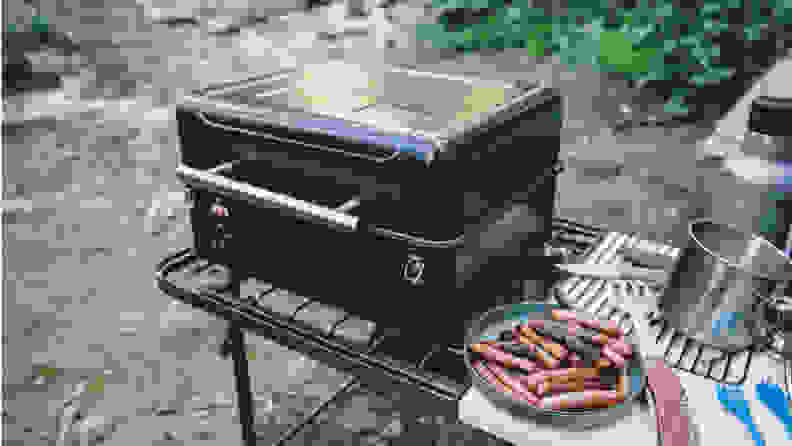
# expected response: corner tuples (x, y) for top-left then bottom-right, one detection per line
(620, 12), (634, 26)
(744, 25), (763, 41)
(758, 206), (780, 235)
(679, 35), (700, 47)
(657, 3), (675, 18)
(525, 40), (545, 57)
(663, 97), (690, 115)
(534, 22), (554, 35)
(87, 375), (105, 394)
(689, 67), (737, 85)
(506, 6), (521, 20)
(38, 367), (58, 378)
(470, 0), (492, 10)
(598, 31), (654, 73)
(701, 2), (722, 16)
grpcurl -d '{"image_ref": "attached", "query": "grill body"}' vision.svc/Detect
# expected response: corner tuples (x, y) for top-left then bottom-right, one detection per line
(176, 62), (563, 342)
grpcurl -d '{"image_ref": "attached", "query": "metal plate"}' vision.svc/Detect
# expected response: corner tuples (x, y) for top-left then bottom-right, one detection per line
(463, 302), (647, 429)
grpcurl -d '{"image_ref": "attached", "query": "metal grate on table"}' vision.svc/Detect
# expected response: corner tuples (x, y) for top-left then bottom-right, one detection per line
(554, 231), (754, 385)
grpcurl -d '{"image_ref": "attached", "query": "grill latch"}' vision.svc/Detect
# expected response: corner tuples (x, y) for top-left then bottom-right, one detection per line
(403, 254), (426, 285)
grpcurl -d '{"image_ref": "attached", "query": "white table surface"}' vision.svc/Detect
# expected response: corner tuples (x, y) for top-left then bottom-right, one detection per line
(459, 353), (790, 446)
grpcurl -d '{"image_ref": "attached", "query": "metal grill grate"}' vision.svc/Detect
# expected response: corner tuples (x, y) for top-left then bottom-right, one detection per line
(555, 231), (753, 385)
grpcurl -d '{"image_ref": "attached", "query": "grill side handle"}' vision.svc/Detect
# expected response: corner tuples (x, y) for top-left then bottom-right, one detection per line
(176, 164), (361, 232)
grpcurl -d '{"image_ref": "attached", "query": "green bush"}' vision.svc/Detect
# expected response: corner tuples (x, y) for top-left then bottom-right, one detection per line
(416, 0), (792, 113)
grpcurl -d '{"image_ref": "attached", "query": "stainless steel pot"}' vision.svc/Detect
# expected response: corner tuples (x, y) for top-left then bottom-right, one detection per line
(659, 219), (792, 351)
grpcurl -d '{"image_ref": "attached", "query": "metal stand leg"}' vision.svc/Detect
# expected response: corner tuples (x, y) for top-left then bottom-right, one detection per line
(272, 336), (385, 445)
(226, 322), (257, 446)
(273, 377), (359, 446)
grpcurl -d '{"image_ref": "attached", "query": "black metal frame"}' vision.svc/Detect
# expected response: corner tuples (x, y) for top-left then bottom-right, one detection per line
(155, 216), (606, 445)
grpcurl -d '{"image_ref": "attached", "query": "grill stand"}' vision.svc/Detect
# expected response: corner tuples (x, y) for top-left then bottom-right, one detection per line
(226, 320), (257, 446)
(215, 277), (257, 446)
(218, 312), (451, 445)
(219, 277), (364, 446)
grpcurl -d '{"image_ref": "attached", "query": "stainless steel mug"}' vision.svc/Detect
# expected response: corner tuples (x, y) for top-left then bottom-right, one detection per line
(659, 219), (792, 351)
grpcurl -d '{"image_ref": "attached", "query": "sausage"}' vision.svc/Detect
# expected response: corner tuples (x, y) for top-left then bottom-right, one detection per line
(544, 367), (599, 383)
(595, 358), (613, 369)
(575, 318), (625, 338)
(607, 338), (634, 357)
(568, 353), (585, 368)
(473, 360), (516, 396)
(514, 371), (547, 389)
(616, 373), (627, 397)
(542, 367), (599, 379)
(529, 321), (571, 341)
(470, 343), (538, 373)
(495, 342), (542, 360)
(532, 325), (602, 363)
(551, 309), (579, 322)
(516, 336), (560, 369)
(520, 326), (568, 360)
(601, 345), (627, 368)
(590, 333), (612, 345)
(535, 379), (586, 397)
(522, 320), (604, 358)
(518, 370), (604, 391)
(521, 319), (548, 330)
(540, 379), (613, 397)
(567, 322), (614, 345)
(538, 390), (625, 410)
(486, 362), (539, 405)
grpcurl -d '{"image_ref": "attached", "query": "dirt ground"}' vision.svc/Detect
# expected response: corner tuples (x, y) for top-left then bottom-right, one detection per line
(3, 2), (782, 445)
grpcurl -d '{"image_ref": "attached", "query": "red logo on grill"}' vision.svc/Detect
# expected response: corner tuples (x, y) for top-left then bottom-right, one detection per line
(211, 204), (229, 217)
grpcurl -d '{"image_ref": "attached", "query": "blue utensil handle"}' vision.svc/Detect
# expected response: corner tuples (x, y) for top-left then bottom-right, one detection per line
(782, 413), (792, 439)
(748, 423), (766, 446)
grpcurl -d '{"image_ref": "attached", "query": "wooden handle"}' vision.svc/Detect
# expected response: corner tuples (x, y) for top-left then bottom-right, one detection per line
(646, 359), (690, 446)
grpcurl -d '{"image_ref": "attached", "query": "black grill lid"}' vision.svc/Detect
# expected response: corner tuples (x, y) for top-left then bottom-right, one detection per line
(189, 61), (542, 161)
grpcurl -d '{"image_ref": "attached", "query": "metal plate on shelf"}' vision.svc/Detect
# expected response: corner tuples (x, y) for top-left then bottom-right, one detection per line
(463, 302), (646, 429)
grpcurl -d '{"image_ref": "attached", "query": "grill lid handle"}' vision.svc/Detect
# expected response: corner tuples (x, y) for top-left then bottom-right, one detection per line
(176, 164), (360, 232)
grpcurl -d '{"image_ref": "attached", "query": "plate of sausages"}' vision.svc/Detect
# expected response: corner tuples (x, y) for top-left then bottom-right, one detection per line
(464, 302), (647, 428)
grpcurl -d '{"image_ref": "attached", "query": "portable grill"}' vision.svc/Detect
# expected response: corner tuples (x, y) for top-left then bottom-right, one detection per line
(174, 61), (564, 344)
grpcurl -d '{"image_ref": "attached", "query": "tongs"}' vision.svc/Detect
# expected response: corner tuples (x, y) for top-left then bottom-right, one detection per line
(606, 276), (694, 445)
